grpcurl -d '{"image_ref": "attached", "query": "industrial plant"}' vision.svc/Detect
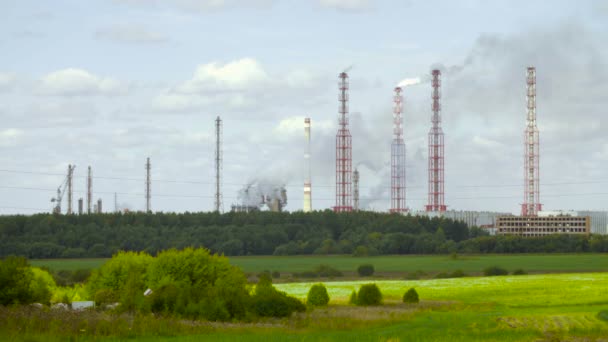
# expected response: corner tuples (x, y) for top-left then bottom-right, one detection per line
(44, 65), (608, 236)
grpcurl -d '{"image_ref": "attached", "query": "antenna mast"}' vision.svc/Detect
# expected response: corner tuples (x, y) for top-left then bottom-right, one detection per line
(391, 87), (408, 213)
(215, 116), (223, 213)
(522, 66), (542, 216)
(146, 157), (151, 213)
(334, 71), (353, 212)
(87, 166), (92, 214)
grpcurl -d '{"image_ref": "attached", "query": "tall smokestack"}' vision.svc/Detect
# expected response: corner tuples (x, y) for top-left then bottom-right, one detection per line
(353, 168), (359, 211)
(78, 198), (83, 215)
(334, 71), (353, 212)
(522, 67), (542, 216)
(87, 166), (92, 214)
(304, 118), (312, 212)
(67, 164), (75, 215)
(426, 69), (447, 213)
(390, 87), (408, 213)
(97, 198), (102, 213)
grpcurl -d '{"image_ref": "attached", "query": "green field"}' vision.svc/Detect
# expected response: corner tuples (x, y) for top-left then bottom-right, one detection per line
(31, 253), (608, 275)
(5, 273), (607, 342)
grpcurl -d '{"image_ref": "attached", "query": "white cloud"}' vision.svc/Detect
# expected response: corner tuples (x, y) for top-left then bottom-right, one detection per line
(0, 73), (17, 91)
(0, 128), (24, 147)
(95, 25), (169, 44)
(318, 0), (370, 11)
(113, 0), (274, 12)
(177, 58), (270, 93)
(37, 68), (128, 96)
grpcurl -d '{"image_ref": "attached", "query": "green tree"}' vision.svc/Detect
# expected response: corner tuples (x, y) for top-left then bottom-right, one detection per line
(403, 288), (419, 304)
(307, 283), (329, 306)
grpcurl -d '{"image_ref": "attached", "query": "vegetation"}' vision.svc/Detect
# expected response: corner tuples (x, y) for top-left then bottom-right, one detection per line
(352, 284), (383, 306)
(512, 268), (527, 275)
(3, 211), (608, 258)
(306, 283), (330, 306)
(0, 256), (55, 305)
(251, 274), (305, 317)
(483, 266), (509, 276)
(357, 264), (375, 277)
(403, 288), (419, 303)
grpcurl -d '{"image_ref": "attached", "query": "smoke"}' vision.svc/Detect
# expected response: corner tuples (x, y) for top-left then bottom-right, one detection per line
(236, 178), (287, 209)
(396, 77), (421, 88)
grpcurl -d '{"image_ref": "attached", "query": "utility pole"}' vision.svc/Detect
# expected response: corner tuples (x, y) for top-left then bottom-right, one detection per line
(215, 116), (223, 213)
(146, 157), (151, 213)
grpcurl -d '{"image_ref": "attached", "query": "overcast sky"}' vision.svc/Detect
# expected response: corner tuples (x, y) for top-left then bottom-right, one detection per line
(1, 0), (607, 215)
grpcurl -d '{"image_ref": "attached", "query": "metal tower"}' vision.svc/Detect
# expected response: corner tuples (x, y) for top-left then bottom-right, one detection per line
(353, 168), (359, 211)
(215, 116), (223, 213)
(303, 118), (312, 212)
(67, 164), (75, 214)
(87, 166), (92, 214)
(146, 157), (151, 213)
(426, 69), (447, 212)
(391, 87), (408, 213)
(522, 67), (542, 216)
(334, 71), (353, 212)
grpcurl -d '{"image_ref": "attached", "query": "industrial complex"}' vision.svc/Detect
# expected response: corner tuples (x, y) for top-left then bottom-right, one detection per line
(46, 65), (608, 236)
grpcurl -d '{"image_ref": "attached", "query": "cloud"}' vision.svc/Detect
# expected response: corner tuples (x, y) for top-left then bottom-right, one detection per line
(0, 73), (17, 91)
(37, 68), (129, 96)
(0, 129), (24, 147)
(318, 0), (371, 11)
(95, 25), (169, 44)
(153, 58), (328, 113)
(177, 58), (270, 93)
(112, 0), (274, 12)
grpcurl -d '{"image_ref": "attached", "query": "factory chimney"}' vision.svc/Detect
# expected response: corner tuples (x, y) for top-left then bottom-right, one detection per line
(522, 67), (542, 216)
(334, 70), (353, 212)
(67, 164), (75, 215)
(78, 198), (83, 215)
(426, 69), (447, 213)
(304, 118), (312, 212)
(390, 87), (408, 213)
(97, 198), (102, 213)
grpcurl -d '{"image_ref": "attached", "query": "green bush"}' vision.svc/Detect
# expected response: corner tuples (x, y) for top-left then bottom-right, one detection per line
(449, 269), (466, 278)
(252, 280), (305, 317)
(0, 256), (55, 306)
(357, 264), (375, 277)
(314, 264), (343, 277)
(512, 269), (527, 275)
(149, 283), (180, 313)
(271, 270), (281, 279)
(354, 284), (382, 306)
(598, 310), (608, 322)
(483, 266), (509, 276)
(434, 272), (450, 279)
(349, 290), (357, 305)
(307, 283), (329, 306)
(94, 289), (118, 306)
(403, 288), (419, 304)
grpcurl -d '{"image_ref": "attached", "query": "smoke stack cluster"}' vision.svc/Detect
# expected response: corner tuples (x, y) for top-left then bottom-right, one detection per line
(304, 118), (312, 212)
(234, 180), (288, 212)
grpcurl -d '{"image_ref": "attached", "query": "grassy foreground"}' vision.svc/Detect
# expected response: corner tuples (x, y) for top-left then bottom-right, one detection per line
(31, 253), (608, 275)
(3, 273), (608, 341)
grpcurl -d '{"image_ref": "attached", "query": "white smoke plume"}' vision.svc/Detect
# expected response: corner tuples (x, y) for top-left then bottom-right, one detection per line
(396, 77), (421, 88)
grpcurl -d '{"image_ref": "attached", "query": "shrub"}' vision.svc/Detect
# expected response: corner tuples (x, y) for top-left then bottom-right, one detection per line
(512, 269), (527, 275)
(483, 266), (509, 276)
(0, 256), (55, 306)
(94, 289), (118, 306)
(252, 281), (305, 317)
(598, 310), (608, 322)
(449, 269), (466, 278)
(349, 290), (357, 305)
(314, 264), (343, 277)
(357, 264), (375, 277)
(353, 245), (369, 257)
(434, 272), (450, 279)
(293, 271), (318, 278)
(307, 283), (329, 306)
(355, 284), (382, 306)
(271, 271), (281, 279)
(403, 288), (419, 304)
(149, 283), (180, 313)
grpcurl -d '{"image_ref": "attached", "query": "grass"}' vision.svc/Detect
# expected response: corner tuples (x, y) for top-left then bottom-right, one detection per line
(4, 273), (608, 341)
(30, 253), (608, 275)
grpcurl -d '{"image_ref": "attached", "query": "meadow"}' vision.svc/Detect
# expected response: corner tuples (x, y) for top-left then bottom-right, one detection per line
(3, 273), (608, 341)
(31, 253), (608, 275)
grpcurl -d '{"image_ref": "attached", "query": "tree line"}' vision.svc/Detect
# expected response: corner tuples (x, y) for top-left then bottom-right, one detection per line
(1, 211), (607, 258)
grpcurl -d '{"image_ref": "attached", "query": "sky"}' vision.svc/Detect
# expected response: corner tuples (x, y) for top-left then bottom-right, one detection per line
(0, 0), (607, 215)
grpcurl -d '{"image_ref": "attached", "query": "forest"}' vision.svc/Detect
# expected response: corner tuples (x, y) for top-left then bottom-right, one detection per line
(1, 211), (607, 258)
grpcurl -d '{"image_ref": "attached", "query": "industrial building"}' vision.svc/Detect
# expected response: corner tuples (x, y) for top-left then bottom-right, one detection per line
(538, 211), (607, 235)
(496, 214), (590, 236)
(416, 210), (511, 235)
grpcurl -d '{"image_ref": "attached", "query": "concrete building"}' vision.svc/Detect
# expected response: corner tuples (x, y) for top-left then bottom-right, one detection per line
(415, 210), (510, 235)
(538, 210), (607, 235)
(496, 214), (590, 236)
